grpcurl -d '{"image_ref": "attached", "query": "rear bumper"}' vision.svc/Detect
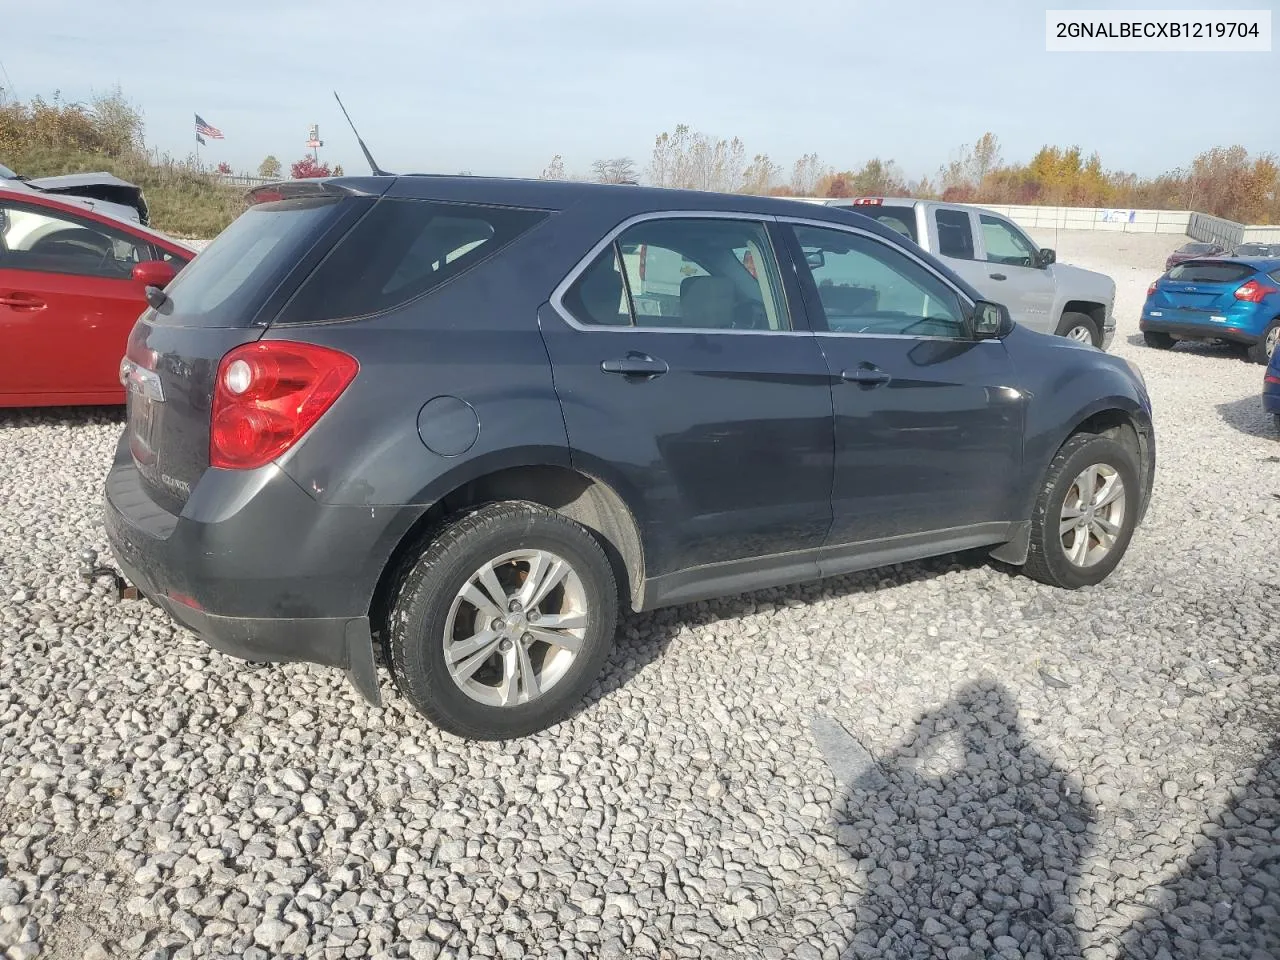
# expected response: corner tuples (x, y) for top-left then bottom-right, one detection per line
(1139, 317), (1261, 345)
(103, 433), (424, 703)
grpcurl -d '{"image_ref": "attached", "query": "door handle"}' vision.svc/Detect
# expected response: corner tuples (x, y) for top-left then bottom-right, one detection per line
(840, 366), (891, 386)
(601, 354), (668, 378)
(0, 293), (47, 310)
(988, 273), (1007, 281)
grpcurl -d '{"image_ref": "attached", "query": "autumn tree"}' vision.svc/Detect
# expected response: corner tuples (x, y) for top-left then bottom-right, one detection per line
(539, 154), (566, 180)
(258, 155), (282, 178)
(790, 153), (826, 195)
(740, 154), (782, 195)
(646, 125), (746, 192)
(591, 157), (637, 184)
(291, 155), (331, 179)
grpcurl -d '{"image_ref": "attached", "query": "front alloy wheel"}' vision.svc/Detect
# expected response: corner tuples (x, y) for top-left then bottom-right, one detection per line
(1022, 433), (1141, 589)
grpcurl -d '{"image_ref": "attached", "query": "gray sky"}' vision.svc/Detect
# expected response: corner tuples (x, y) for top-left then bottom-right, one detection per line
(7, 0), (1277, 181)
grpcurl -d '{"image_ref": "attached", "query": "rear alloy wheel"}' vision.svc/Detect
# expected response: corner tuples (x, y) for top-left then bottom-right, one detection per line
(1022, 434), (1141, 589)
(1143, 331), (1176, 350)
(1058, 311), (1101, 347)
(1246, 320), (1280, 365)
(385, 501), (618, 739)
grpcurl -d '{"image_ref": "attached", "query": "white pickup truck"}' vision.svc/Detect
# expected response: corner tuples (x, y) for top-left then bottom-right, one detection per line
(809, 197), (1117, 350)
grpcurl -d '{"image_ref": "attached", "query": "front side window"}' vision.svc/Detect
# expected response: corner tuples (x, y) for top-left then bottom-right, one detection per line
(565, 218), (789, 331)
(934, 209), (975, 260)
(0, 202), (150, 279)
(792, 224), (967, 339)
(980, 215), (1038, 267)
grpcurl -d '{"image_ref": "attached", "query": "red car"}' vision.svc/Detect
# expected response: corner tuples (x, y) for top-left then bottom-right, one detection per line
(0, 185), (197, 407)
(1164, 241), (1226, 272)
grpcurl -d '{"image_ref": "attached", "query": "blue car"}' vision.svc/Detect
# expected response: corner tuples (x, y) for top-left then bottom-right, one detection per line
(1141, 257), (1280, 363)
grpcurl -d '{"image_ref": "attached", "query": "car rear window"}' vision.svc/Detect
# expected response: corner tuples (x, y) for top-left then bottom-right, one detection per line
(277, 198), (549, 323)
(850, 205), (918, 243)
(1167, 261), (1255, 283)
(154, 195), (343, 327)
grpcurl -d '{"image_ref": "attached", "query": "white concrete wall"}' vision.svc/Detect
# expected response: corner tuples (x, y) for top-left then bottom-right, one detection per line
(794, 197), (1277, 242)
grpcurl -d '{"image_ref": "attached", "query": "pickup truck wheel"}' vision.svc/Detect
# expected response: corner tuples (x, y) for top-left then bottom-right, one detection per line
(1143, 331), (1176, 349)
(1057, 312), (1100, 347)
(1245, 320), (1280, 364)
(1022, 434), (1140, 589)
(384, 501), (618, 740)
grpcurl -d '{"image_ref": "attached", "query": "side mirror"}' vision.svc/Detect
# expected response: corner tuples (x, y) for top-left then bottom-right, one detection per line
(1037, 247), (1056, 267)
(133, 259), (177, 288)
(804, 248), (825, 269)
(971, 300), (1011, 340)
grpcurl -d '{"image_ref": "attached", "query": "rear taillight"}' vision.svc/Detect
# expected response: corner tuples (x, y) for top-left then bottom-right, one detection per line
(210, 341), (358, 470)
(1234, 280), (1277, 303)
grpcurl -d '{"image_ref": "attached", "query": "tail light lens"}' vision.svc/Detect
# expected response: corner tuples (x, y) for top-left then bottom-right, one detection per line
(1234, 280), (1278, 303)
(210, 341), (358, 470)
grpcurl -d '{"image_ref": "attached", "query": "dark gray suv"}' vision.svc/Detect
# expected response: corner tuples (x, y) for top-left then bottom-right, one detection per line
(105, 176), (1155, 739)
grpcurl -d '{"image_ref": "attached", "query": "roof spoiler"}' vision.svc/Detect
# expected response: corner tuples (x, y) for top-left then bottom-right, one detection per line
(333, 91), (393, 177)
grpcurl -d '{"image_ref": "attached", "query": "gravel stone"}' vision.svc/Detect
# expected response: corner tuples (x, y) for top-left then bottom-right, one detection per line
(0, 231), (1277, 959)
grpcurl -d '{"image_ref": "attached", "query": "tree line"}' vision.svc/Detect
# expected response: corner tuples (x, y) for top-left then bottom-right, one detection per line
(540, 126), (1280, 225)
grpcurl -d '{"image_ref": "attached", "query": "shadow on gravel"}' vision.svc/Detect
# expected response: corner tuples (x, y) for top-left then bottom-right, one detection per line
(0, 405), (123, 431)
(819, 679), (1097, 959)
(1116, 740), (1280, 959)
(1123, 332), (1247, 361)
(1216, 395), (1277, 441)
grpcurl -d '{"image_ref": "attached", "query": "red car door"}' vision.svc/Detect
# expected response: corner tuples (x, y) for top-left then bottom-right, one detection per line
(0, 198), (159, 405)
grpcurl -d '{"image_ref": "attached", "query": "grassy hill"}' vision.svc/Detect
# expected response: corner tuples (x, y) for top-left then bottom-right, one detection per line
(0, 90), (246, 238)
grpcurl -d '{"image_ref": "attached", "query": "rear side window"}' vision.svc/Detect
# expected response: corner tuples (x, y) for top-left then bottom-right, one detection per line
(1167, 261), (1255, 283)
(156, 196), (342, 327)
(934, 209), (975, 259)
(279, 198), (548, 323)
(854, 205), (918, 243)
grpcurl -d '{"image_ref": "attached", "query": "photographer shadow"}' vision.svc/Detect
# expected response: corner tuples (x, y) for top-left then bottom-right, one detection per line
(821, 679), (1097, 959)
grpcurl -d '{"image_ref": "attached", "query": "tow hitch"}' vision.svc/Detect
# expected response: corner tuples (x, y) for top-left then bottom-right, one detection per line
(80, 549), (138, 600)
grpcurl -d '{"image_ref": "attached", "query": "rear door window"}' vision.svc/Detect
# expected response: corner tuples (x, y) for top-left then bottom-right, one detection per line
(934, 209), (975, 259)
(1167, 262), (1255, 283)
(279, 198), (549, 323)
(853, 205), (918, 243)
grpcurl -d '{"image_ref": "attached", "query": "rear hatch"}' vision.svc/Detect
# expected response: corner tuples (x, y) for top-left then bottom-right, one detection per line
(123, 181), (383, 515)
(1151, 260), (1256, 314)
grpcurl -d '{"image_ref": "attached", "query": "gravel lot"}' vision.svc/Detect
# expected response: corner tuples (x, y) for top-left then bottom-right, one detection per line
(1, 229), (1277, 960)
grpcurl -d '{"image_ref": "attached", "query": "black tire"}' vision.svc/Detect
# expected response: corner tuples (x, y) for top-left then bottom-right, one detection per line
(1143, 331), (1176, 350)
(1022, 434), (1141, 590)
(1245, 320), (1280, 365)
(384, 501), (618, 740)
(1057, 311), (1101, 347)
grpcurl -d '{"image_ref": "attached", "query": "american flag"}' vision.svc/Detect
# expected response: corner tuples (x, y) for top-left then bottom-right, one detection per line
(194, 114), (224, 140)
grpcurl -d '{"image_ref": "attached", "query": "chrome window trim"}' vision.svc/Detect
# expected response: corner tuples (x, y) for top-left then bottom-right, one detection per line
(547, 210), (812, 336)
